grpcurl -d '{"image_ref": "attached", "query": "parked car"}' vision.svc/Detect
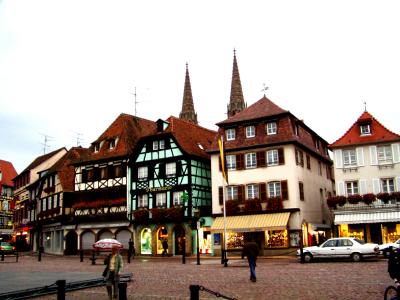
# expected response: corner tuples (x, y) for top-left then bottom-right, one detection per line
(0, 242), (15, 254)
(379, 238), (400, 258)
(297, 237), (379, 262)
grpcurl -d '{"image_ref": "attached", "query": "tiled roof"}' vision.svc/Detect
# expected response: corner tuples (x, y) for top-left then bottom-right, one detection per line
(165, 117), (217, 159)
(0, 160), (18, 187)
(209, 97), (331, 161)
(19, 147), (67, 174)
(47, 147), (89, 191)
(329, 111), (400, 148)
(218, 96), (288, 125)
(74, 113), (157, 165)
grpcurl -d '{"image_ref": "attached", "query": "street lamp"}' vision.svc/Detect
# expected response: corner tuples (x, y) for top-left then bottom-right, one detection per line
(193, 207), (201, 265)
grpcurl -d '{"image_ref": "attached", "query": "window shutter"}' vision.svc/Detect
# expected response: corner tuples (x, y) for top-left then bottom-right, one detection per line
(93, 168), (100, 181)
(356, 147), (365, 166)
(392, 143), (400, 163)
(236, 154), (244, 170)
(158, 163), (165, 178)
(334, 150), (343, 168)
(337, 181), (345, 196)
(281, 180), (288, 200)
(108, 165), (115, 179)
(396, 177), (400, 192)
(370, 146), (378, 165)
(359, 179), (367, 194)
(372, 178), (380, 194)
(278, 148), (285, 165)
(295, 149), (299, 165)
(219, 187), (223, 205)
(238, 185), (245, 202)
(259, 183), (267, 201)
(176, 161), (181, 176)
(257, 151), (266, 167)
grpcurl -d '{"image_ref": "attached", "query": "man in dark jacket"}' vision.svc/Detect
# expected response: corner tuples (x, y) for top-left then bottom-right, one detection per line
(388, 247), (400, 285)
(242, 241), (259, 282)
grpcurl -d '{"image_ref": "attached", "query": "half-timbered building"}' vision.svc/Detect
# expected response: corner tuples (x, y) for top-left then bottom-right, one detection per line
(128, 117), (216, 256)
(65, 113), (156, 253)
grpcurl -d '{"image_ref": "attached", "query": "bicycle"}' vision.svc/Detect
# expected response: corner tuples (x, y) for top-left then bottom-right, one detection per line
(384, 281), (400, 300)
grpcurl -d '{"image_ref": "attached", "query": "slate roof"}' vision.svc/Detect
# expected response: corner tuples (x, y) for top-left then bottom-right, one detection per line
(0, 160), (18, 188)
(74, 113), (157, 165)
(164, 116), (216, 159)
(329, 111), (400, 148)
(209, 96), (331, 161)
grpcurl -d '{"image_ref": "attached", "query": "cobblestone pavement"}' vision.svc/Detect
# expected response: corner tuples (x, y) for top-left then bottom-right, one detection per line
(0, 253), (393, 300)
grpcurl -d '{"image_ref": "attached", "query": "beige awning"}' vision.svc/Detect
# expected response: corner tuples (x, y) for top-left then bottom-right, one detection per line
(334, 211), (400, 225)
(210, 212), (290, 232)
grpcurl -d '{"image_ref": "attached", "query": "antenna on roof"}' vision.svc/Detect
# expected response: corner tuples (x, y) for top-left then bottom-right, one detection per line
(363, 101), (367, 112)
(129, 86), (139, 116)
(261, 83), (269, 96)
(75, 132), (83, 147)
(39, 133), (54, 154)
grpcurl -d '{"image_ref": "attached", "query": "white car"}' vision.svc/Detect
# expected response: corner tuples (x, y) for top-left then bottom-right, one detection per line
(297, 237), (379, 262)
(378, 238), (400, 257)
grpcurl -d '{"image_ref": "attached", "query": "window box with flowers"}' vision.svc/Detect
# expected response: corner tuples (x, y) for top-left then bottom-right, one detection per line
(266, 197), (283, 211)
(43, 186), (55, 194)
(362, 193), (376, 205)
(377, 192), (391, 204)
(327, 196), (346, 208)
(225, 200), (240, 216)
(165, 207), (184, 222)
(150, 208), (168, 223)
(391, 192), (400, 202)
(133, 209), (149, 223)
(347, 194), (362, 204)
(243, 198), (262, 213)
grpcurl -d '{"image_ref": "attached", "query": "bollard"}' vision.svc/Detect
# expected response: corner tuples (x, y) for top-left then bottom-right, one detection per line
(118, 282), (127, 300)
(1, 252), (4, 261)
(80, 250), (84, 262)
(189, 285), (200, 300)
(56, 279), (66, 300)
(38, 246), (43, 262)
(182, 241), (186, 264)
(16, 252), (18, 262)
(127, 251), (131, 264)
(91, 251), (96, 265)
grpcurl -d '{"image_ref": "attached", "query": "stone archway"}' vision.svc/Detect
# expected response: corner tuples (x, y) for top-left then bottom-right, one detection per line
(81, 230), (95, 250)
(65, 231), (78, 255)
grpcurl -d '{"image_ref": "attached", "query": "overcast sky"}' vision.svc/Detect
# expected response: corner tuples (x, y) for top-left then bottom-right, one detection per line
(1, 1), (399, 173)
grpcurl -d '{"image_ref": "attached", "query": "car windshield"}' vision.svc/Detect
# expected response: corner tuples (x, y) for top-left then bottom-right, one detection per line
(354, 238), (365, 245)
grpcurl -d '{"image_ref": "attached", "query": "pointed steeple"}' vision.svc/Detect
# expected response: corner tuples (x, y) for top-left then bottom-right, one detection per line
(179, 63), (198, 124)
(227, 49), (246, 118)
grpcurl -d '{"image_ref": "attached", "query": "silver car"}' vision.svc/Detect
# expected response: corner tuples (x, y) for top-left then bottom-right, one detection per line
(297, 237), (379, 262)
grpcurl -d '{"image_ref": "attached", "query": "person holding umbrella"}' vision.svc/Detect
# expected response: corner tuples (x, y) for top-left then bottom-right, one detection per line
(103, 244), (124, 299)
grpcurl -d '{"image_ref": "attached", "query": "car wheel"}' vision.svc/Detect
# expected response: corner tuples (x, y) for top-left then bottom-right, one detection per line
(351, 252), (362, 262)
(383, 250), (390, 258)
(303, 253), (313, 263)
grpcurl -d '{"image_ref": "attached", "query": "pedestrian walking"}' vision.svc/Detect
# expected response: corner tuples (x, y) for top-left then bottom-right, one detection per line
(162, 239), (168, 257)
(128, 238), (135, 258)
(241, 241), (259, 282)
(103, 244), (124, 300)
(388, 247), (400, 285)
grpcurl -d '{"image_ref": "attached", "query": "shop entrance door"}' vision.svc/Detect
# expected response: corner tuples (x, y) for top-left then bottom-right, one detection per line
(369, 223), (382, 244)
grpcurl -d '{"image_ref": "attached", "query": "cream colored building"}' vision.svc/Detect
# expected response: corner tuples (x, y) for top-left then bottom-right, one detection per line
(329, 110), (400, 244)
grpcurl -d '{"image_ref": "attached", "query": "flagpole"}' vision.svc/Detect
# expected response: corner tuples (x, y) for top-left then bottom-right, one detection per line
(218, 135), (228, 266)
(222, 171), (228, 266)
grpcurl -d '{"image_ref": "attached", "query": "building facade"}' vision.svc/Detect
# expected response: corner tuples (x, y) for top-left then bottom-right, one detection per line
(329, 111), (400, 244)
(0, 160), (18, 239)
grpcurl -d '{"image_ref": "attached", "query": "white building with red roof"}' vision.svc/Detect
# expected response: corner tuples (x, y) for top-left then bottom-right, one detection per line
(329, 110), (400, 244)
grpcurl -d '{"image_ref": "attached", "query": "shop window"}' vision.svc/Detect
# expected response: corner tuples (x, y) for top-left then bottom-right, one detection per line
(226, 232), (244, 248)
(265, 230), (288, 248)
(140, 228), (152, 255)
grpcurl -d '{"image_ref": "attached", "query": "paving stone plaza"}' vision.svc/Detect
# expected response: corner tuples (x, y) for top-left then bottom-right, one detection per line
(0, 253), (394, 299)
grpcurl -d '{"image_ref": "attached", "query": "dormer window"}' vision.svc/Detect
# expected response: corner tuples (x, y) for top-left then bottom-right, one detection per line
(159, 140), (165, 150)
(226, 128), (236, 141)
(153, 140), (165, 150)
(94, 143), (100, 153)
(266, 122), (277, 135)
(246, 126), (256, 138)
(360, 124), (371, 135)
(109, 139), (116, 150)
(153, 141), (159, 150)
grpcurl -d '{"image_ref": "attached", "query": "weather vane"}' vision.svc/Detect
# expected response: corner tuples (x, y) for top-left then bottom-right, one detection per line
(261, 83), (269, 95)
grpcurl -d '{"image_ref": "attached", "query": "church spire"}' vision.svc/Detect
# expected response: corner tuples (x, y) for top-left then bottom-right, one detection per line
(179, 63), (198, 124)
(227, 49), (246, 118)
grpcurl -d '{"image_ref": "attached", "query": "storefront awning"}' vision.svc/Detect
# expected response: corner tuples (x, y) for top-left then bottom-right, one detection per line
(210, 212), (290, 232)
(334, 211), (400, 225)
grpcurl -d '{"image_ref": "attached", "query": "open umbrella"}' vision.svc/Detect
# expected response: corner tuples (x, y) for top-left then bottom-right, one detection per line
(93, 238), (123, 251)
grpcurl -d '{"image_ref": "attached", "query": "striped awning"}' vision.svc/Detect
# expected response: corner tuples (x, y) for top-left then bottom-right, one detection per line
(210, 212), (290, 232)
(334, 211), (400, 225)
